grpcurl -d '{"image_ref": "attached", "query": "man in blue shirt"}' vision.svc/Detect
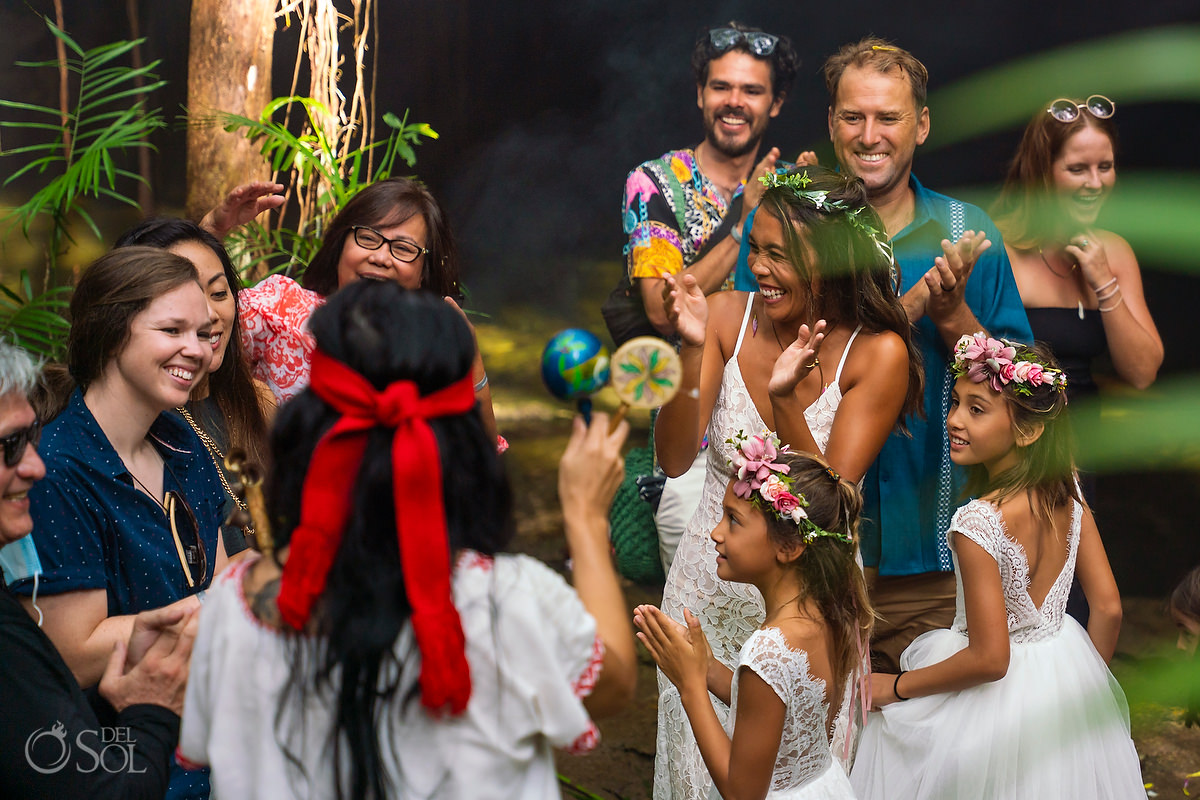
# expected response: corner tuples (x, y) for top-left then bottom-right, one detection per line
(736, 38), (1032, 670)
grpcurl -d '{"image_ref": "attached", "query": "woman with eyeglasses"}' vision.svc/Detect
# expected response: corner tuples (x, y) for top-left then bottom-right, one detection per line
(236, 177), (501, 445)
(115, 218), (273, 558)
(992, 95), (1163, 404)
(9, 247), (227, 799)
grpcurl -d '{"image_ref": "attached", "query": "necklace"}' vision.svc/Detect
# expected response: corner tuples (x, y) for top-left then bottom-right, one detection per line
(1038, 246), (1076, 278)
(128, 465), (165, 509)
(177, 405), (253, 534)
(1038, 248), (1086, 319)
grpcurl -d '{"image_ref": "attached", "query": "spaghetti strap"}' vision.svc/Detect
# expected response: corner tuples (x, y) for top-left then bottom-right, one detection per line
(732, 293), (755, 358)
(832, 325), (863, 386)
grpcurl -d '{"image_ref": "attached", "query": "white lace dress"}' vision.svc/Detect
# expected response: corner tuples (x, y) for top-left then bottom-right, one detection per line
(655, 294), (861, 799)
(850, 499), (1147, 800)
(719, 628), (858, 799)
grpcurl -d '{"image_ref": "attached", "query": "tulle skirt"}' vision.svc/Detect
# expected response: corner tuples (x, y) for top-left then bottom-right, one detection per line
(709, 760), (856, 800)
(850, 618), (1147, 800)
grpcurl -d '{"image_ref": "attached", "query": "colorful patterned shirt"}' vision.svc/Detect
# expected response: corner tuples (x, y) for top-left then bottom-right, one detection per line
(623, 149), (743, 288)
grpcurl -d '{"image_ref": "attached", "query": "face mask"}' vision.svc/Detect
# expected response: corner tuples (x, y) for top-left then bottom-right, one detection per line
(0, 535), (44, 626)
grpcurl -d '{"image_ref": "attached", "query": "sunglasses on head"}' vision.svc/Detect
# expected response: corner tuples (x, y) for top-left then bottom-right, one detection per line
(165, 490), (208, 589)
(709, 27), (778, 57)
(1047, 95), (1115, 124)
(0, 419), (41, 468)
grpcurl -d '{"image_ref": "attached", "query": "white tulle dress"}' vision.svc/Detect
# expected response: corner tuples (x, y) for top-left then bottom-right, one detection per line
(850, 499), (1147, 800)
(655, 294), (862, 799)
(719, 628), (858, 799)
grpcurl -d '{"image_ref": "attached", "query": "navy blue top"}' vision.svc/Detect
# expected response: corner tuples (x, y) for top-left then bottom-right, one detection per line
(11, 389), (224, 615)
(733, 175), (1032, 576)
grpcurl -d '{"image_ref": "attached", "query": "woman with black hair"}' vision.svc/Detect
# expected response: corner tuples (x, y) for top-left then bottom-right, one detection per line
(115, 218), (272, 555)
(232, 178), (501, 446)
(178, 282), (636, 799)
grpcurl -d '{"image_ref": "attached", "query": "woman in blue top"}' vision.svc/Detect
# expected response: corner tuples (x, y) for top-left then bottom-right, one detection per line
(13, 247), (226, 691)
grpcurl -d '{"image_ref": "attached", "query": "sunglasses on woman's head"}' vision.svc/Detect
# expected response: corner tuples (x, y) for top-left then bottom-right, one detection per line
(0, 419), (41, 468)
(1047, 95), (1115, 124)
(709, 27), (778, 57)
(165, 490), (207, 589)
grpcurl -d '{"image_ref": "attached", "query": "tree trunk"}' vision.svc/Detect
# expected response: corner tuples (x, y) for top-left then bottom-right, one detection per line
(185, 0), (275, 221)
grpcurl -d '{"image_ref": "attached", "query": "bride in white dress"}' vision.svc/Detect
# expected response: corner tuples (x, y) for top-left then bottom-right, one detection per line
(851, 336), (1147, 800)
(636, 446), (873, 800)
(652, 166), (922, 798)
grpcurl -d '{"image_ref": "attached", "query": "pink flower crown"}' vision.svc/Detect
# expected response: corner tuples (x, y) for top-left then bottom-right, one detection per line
(727, 431), (852, 545)
(951, 333), (1067, 397)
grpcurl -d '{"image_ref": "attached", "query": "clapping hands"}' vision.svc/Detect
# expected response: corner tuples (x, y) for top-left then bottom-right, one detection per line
(634, 605), (712, 695)
(662, 274), (708, 347)
(768, 320), (828, 397)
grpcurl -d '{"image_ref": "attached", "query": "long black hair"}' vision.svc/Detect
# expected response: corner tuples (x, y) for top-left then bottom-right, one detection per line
(268, 281), (512, 799)
(115, 217), (270, 466)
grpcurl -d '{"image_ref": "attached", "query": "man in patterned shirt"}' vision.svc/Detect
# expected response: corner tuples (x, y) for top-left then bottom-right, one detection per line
(621, 23), (799, 338)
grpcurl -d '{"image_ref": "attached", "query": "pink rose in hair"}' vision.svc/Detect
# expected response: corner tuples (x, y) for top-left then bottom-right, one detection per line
(1025, 363), (1045, 386)
(999, 362), (1017, 383)
(775, 492), (803, 518)
(759, 474), (787, 503)
(1013, 361), (1033, 381)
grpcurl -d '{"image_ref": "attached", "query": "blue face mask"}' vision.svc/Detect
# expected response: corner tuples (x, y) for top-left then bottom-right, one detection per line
(0, 535), (44, 626)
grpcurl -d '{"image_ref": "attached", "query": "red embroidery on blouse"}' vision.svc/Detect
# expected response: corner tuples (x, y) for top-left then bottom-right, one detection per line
(563, 722), (600, 755)
(573, 635), (605, 698)
(175, 746), (208, 771)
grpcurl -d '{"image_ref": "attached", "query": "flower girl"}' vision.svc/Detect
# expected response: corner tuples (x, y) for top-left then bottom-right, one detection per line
(636, 434), (871, 799)
(851, 334), (1146, 799)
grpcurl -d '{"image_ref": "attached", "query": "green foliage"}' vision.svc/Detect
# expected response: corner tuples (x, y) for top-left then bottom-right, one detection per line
(0, 271), (71, 362)
(215, 98), (439, 280)
(0, 16), (165, 264)
(0, 16), (162, 359)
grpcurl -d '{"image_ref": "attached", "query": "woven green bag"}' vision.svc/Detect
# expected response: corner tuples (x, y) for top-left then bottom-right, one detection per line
(608, 443), (665, 584)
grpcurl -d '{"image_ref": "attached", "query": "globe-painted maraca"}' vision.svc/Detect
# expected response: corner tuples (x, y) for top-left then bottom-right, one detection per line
(541, 328), (611, 420)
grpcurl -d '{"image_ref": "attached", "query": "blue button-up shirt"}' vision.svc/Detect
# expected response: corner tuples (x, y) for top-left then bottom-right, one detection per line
(733, 175), (1032, 575)
(12, 389), (224, 614)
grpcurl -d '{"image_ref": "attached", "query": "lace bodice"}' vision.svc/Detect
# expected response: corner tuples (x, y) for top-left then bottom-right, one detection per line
(730, 628), (833, 792)
(948, 498), (1081, 643)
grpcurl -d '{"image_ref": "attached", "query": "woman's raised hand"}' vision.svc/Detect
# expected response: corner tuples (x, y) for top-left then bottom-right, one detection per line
(768, 320), (827, 397)
(663, 274), (708, 347)
(634, 605), (711, 695)
(200, 181), (286, 240)
(1064, 231), (1115, 292)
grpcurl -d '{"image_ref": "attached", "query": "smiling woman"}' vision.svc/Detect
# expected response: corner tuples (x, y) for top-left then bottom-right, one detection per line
(992, 96), (1163, 400)
(6, 247), (229, 797)
(115, 218), (273, 558)
(233, 177), (502, 446)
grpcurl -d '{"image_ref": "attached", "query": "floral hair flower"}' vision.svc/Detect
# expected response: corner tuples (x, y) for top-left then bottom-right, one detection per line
(951, 333), (1067, 396)
(760, 169), (895, 266)
(726, 431), (852, 544)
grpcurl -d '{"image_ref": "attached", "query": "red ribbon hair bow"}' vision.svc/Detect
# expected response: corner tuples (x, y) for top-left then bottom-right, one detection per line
(277, 349), (478, 715)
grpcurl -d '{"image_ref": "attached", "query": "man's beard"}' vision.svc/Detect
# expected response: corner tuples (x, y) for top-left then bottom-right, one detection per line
(704, 108), (764, 159)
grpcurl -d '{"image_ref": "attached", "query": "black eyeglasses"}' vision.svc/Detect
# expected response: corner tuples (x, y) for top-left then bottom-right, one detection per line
(1047, 95), (1116, 124)
(351, 226), (429, 263)
(709, 27), (779, 57)
(165, 491), (208, 589)
(0, 419), (41, 468)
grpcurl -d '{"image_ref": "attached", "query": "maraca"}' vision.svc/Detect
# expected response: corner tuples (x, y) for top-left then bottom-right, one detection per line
(607, 336), (683, 431)
(541, 328), (611, 420)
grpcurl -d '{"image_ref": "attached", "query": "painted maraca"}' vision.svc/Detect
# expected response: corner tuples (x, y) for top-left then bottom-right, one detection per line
(541, 328), (611, 420)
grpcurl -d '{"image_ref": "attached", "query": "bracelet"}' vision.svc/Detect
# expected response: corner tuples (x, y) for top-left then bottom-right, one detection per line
(683, 387), (701, 400)
(730, 224), (743, 245)
(474, 373), (489, 392)
(1092, 276), (1118, 295)
(1098, 295), (1125, 313)
(893, 670), (910, 701)
(1094, 283), (1121, 303)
